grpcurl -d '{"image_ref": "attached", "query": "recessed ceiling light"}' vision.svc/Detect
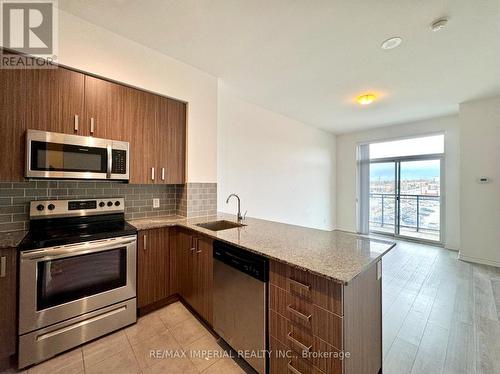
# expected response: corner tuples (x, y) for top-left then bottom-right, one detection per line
(430, 17), (448, 32)
(356, 94), (376, 106)
(381, 37), (402, 50)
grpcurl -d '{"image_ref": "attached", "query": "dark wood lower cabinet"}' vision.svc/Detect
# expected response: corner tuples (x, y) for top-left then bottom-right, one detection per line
(269, 260), (382, 374)
(137, 228), (171, 309)
(138, 227), (381, 374)
(191, 236), (213, 325)
(137, 228), (213, 326)
(0, 248), (17, 370)
(172, 229), (213, 325)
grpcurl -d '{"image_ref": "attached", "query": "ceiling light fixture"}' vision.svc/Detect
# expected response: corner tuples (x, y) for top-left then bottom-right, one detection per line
(381, 37), (402, 50)
(356, 94), (376, 106)
(430, 17), (448, 32)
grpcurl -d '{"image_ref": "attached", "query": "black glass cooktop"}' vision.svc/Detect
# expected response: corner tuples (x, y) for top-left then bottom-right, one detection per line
(18, 214), (137, 251)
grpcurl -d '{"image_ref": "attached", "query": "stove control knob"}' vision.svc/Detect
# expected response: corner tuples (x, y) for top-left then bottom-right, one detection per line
(48, 204), (55, 211)
(114, 201), (121, 206)
(36, 204), (44, 211)
(107, 201), (113, 207)
(99, 202), (105, 208)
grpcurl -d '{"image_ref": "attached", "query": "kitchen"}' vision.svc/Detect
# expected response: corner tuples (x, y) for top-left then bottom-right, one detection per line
(1, 2), (500, 374)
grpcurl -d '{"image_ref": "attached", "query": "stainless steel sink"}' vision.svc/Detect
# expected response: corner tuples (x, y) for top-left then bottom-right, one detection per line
(196, 220), (246, 231)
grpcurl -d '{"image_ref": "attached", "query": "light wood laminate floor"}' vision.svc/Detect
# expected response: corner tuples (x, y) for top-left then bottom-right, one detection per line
(5, 240), (500, 374)
(382, 239), (500, 374)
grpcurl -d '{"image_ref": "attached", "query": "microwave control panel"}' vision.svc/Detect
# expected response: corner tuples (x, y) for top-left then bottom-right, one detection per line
(112, 150), (127, 174)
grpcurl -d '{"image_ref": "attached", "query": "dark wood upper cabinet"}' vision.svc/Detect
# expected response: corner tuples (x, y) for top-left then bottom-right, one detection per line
(0, 64), (186, 183)
(25, 67), (85, 135)
(156, 97), (187, 184)
(137, 228), (170, 309)
(0, 69), (26, 181)
(126, 88), (157, 184)
(0, 248), (18, 370)
(84, 76), (128, 140)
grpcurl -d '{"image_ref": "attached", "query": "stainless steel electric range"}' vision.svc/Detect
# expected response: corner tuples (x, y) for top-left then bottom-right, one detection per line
(17, 198), (137, 369)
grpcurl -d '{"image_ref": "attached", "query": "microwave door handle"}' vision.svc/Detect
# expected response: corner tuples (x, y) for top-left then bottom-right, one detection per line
(106, 144), (112, 178)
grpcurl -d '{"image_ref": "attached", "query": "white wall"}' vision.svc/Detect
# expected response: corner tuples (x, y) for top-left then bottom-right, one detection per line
(58, 10), (218, 182)
(459, 96), (500, 266)
(217, 84), (336, 230)
(336, 115), (460, 250)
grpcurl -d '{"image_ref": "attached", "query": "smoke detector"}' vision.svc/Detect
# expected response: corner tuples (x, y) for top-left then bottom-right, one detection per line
(381, 37), (403, 50)
(430, 17), (449, 32)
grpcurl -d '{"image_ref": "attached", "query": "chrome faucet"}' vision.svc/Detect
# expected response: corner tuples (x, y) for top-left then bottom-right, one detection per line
(226, 193), (245, 221)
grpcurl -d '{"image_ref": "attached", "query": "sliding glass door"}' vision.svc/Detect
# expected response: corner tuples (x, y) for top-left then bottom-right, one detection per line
(398, 159), (441, 241)
(369, 162), (397, 235)
(369, 156), (442, 243)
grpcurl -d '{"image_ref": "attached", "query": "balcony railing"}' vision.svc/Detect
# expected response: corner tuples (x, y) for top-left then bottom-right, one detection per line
(369, 193), (440, 235)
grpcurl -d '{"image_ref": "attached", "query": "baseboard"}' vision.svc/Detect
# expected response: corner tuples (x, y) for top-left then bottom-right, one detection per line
(138, 294), (179, 317)
(458, 253), (500, 267)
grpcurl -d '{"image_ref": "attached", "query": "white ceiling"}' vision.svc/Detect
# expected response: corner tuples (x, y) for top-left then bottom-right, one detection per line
(59, 0), (500, 133)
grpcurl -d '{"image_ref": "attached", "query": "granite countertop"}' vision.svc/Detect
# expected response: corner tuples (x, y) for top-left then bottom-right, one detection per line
(128, 213), (396, 284)
(0, 230), (27, 249)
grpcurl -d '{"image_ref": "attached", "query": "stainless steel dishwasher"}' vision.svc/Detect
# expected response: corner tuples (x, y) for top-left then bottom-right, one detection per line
(213, 240), (268, 374)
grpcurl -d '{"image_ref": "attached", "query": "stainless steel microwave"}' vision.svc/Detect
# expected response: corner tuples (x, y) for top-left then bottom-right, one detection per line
(25, 130), (129, 180)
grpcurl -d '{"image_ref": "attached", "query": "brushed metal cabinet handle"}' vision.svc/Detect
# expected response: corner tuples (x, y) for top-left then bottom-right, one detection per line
(287, 332), (312, 352)
(287, 361), (303, 374)
(74, 115), (79, 131)
(0, 256), (6, 278)
(143, 235), (147, 250)
(287, 305), (312, 322)
(151, 167), (155, 181)
(161, 167), (165, 181)
(192, 238), (200, 254)
(90, 117), (95, 134)
(288, 278), (311, 291)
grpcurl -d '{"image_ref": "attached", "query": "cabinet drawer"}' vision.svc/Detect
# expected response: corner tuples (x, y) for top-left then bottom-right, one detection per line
(270, 285), (343, 350)
(312, 337), (343, 374)
(270, 310), (314, 358)
(270, 261), (342, 316)
(270, 337), (321, 374)
(269, 310), (343, 374)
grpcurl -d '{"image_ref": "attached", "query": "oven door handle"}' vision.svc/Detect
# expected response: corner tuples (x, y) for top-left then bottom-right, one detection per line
(21, 236), (137, 261)
(106, 144), (112, 179)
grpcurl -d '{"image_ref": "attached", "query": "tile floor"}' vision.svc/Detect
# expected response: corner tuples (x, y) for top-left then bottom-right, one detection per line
(12, 302), (246, 374)
(5, 239), (500, 374)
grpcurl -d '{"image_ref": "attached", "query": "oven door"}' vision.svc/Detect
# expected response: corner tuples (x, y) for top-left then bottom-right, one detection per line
(19, 235), (136, 334)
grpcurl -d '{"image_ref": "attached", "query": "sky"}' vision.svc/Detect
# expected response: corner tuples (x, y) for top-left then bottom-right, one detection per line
(370, 160), (440, 181)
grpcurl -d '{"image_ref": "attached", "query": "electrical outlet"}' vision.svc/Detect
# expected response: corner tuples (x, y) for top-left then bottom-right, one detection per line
(153, 198), (160, 208)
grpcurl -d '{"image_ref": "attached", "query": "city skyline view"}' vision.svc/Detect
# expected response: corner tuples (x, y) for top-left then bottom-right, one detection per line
(369, 159), (441, 241)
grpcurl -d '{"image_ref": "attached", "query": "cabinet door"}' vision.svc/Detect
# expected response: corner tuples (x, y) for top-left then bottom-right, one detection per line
(0, 69), (26, 181)
(0, 248), (17, 367)
(84, 76), (128, 139)
(156, 97), (186, 184)
(193, 236), (213, 324)
(177, 230), (196, 306)
(26, 67), (85, 135)
(137, 228), (170, 308)
(125, 88), (157, 184)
